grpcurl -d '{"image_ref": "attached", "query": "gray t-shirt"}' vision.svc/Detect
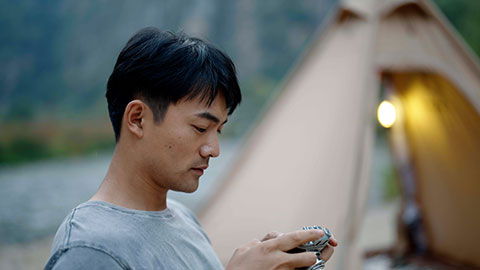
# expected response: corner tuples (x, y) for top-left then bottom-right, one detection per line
(44, 200), (224, 270)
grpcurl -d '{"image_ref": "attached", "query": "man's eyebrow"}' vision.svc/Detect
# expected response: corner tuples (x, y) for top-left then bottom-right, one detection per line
(195, 112), (228, 124)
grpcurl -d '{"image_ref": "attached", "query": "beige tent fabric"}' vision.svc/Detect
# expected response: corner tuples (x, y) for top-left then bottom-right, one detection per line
(376, 1), (480, 113)
(199, 1), (378, 269)
(199, 4), (377, 268)
(199, 0), (480, 268)
(390, 73), (480, 266)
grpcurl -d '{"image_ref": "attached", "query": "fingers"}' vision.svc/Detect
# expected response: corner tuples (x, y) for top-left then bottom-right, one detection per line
(269, 229), (324, 252)
(285, 251), (318, 268)
(261, 231), (283, 242)
(328, 234), (338, 247)
(318, 245), (334, 261)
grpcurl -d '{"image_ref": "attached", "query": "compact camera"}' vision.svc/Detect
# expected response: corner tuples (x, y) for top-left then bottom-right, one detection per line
(287, 226), (332, 270)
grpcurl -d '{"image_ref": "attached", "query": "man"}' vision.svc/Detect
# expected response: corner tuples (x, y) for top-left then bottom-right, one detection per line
(45, 27), (337, 270)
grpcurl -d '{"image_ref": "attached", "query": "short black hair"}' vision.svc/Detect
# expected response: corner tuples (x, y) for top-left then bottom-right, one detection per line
(106, 27), (242, 141)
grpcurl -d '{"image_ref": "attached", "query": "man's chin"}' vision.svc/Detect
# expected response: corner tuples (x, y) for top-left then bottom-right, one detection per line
(172, 179), (199, 193)
(179, 186), (198, 193)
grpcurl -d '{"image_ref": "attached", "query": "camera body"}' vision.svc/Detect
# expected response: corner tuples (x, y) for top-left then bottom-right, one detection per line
(287, 226), (332, 270)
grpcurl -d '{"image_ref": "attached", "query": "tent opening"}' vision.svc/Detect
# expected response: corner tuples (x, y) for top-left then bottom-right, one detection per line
(377, 72), (480, 267)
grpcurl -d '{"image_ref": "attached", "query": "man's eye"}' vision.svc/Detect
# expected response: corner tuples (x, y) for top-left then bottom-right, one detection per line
(194, 126), (207, 133)
(217, 129), (222, 135)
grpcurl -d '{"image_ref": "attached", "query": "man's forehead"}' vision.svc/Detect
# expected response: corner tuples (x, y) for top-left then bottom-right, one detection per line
(190, 99), (228, 123)
(180, 94), (228, 119)
(194, 111), (228, 124)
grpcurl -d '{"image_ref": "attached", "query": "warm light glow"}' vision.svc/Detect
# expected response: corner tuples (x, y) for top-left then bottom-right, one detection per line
(378, 100), (396, 128)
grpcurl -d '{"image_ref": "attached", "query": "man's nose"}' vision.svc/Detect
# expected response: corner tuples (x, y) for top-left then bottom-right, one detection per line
(200, 134), (220, 158)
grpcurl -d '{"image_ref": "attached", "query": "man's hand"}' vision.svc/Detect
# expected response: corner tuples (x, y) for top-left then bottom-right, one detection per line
(225, 229), (338, 270)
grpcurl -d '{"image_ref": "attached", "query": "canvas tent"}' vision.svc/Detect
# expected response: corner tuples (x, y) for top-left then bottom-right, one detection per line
(199, 0), (480, 268)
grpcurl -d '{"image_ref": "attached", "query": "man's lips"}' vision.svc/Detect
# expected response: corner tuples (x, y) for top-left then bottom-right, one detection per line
(191, 165), (208, 176)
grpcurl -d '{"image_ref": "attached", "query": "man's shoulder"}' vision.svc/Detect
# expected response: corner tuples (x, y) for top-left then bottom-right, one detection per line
(47, 201), (136, 270)
(45, 244), (128, 270)
(47, 200), (220, 270)
(51, 200), (196, 249)
(51, 201), (139, 249)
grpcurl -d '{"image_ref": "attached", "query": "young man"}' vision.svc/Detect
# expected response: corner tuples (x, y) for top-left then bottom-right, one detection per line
(45, 28), (337, 270)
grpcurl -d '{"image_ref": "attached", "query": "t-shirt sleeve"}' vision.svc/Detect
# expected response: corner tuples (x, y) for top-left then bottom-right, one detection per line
(48, 246), (125, 270)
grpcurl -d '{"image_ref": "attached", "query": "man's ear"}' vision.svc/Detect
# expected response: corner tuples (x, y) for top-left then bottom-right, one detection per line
(123, 100), (147, 139)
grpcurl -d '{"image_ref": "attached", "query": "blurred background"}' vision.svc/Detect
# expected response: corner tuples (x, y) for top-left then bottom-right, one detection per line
(0, 0), (479, 269)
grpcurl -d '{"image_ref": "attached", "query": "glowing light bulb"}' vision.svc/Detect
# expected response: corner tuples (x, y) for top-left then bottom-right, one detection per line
(377, 100), (396, 128)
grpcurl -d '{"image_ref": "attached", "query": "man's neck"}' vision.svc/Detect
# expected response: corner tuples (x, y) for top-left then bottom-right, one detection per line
(90, 146), (168, 211)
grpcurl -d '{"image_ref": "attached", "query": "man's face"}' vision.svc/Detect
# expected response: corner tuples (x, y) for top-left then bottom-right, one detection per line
(140, 93), (228, 193)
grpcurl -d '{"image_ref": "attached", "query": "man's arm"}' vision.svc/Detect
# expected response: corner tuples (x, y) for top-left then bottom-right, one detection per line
(47, 247), (125, 270)
(226, 229), (338, 270)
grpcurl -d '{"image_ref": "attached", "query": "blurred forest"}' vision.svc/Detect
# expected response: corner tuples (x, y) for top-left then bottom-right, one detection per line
(0, 0), (478, 165)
